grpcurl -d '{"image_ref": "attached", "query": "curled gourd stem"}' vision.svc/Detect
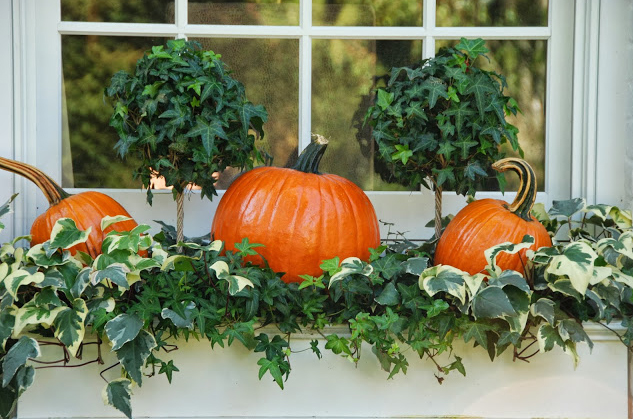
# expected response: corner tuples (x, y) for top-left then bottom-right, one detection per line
(0, 157), (70, 205)
(492, 157), (537, 221)
(292, 134), (329, 174)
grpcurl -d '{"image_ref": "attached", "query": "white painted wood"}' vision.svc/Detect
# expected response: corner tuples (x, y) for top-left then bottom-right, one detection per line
(17, 324), (628, 419)
(0, 0), (15, 244)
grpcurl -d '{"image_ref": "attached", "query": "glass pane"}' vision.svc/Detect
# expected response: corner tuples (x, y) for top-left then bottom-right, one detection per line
(190, 38), (299, 187)
(312, 39), (422, 190)
(189, 1), (299, 26)
(61, 0), (174, 23)
(62, 36), (168, 188)
(313, 0), (422, 26)
(436, 39), (547, 191)
(437, 0), (548, 27)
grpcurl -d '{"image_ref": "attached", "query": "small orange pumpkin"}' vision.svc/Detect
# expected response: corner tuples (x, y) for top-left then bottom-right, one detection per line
(434, 158), (552, 275)
(0, 157), (139, 257)
(211, 135), (381, 283)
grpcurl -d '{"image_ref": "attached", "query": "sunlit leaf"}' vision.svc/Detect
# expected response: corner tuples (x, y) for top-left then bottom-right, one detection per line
(105, 313), (144, 351)
(49, 218), (91, 251)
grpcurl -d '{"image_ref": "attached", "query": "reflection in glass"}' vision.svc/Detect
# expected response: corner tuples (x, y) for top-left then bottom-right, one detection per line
(62, 36), (168, 188)
(61, 0), (174, 23)
(313, 0), (422, 26)
(437, 0), (548, 27)
(312, 39), (422, 190)
(189, 0), (299, 26)
(190, 38), (299, 187)
(437, 39), (547, 191)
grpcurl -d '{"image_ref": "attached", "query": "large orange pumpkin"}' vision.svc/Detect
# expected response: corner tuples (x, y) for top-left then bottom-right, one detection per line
(0, 157), (139, 257)
(211, 135), (380, 283)
(434, 158), (552, 275)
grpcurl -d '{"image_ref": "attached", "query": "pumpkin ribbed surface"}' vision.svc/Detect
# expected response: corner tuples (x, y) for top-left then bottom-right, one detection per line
(0, 157), (138, 258)
(434, 158), (552, 275)
(211, 137), (380, 283)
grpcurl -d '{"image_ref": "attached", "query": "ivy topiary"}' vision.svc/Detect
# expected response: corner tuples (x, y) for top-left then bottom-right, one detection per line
(106, 39), (268, 244)
(364, 38), (522, 238)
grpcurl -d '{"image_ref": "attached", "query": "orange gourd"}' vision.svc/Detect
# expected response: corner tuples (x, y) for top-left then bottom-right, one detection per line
(211, 135), (381, 283)
(434, 158), (552, 275)
(0, 157), (139, 257)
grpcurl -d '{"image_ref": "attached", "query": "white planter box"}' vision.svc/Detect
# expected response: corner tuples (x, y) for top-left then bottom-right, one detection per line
(17, 324), (628, 419)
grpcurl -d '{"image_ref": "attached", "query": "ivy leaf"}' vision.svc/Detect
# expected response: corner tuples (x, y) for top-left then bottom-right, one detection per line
(0, 308), (15, 350)
(549, 198), (586, 218)
(159, 360), (180, 384)
(115, 330), (157, 386)
(185, 117), (228, 156)
(420, 77), (448, 109)
(70, 268), (92, 299)
(455, 37), (489, 59)
(546, 242), (598, 295)
(105, 313), (144, 351)
(2, 336), (40, 387)
(102, 379), (133, 419)
(52, 298), (88, 357)
(444, 101), (476, 135)
(227, 275), (255, 296)
(537, 323), (565, 353)
(392, 144), (413, 165)
(12, 303), (64, 337)
(465, 73), (496, 118)
(161, 302), (196, 330)
(558, 319), (593, 350)
(376, 89), (394, 110)
(325, 334), (353, 356)
(472, 286), (517, 319)
(3, 269), (45, 301)
(238, 103), (268, 136)
(49, 218), (91, 252)
(531, 298), (556, 326)
(14, 365), (35, 396)
(374, 281), (401, 306)
(462, 322), (493, 351)
(421, 265), (468, 306)
(90, 263), (131, 289)
(257, 357), (285, 389)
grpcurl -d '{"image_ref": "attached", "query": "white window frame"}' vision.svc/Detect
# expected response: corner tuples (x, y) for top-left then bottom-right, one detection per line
(5, 0), (576, 241)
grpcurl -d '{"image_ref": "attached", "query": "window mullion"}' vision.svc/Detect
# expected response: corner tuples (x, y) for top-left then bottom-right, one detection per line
(175, 0), (187, 39)
(299, 0), (312, 153)
(423, 0), (436, 59)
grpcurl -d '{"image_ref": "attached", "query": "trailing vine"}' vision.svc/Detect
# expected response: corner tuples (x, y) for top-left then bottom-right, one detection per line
(0, 196), (632, 418)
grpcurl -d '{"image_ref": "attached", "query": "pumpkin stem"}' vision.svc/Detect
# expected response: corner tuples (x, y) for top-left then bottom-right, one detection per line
(492, 158), (537, 221)
(0, 157), (70, 205)
(292, 134), (329, 174)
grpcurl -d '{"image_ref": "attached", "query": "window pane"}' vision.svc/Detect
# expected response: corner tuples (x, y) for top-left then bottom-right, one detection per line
(189, 1), (299, 26)
(61, 0), (174, 23)
(312, 39), (422, 190)
(62, 36), (168, 188)
(436, 39), (547, 191)
(437, 0), (548, 27)
(313, 0), (422, 26)
(189, 38), (300, 187)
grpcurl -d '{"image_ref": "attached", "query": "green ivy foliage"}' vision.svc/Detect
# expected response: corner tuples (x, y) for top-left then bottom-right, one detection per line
(0, 199), (632, 418)
(105, 39), (268, 204)
(364, 38), (522, 194)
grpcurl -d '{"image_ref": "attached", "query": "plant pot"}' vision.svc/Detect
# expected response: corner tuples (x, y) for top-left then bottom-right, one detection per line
(17, 323), (627, 419)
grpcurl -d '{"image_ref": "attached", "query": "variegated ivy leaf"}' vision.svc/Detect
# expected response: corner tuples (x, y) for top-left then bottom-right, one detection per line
(209, 260), (230, 279)
(162, 254), (195, 272)
(487, 270), (531, 293)
(610, 268), (633, 289)
(585, 289), (607, 318)
(13, 302), (65, 337)
(610, 207), (632, 229)
(178, 240), (223, 252)
(584, 204), (612, 221)
(530, 298), (556, 326)
(536, 323), (564, 353)
(2, 269), (45, 301)
(105, 313), (144, 351)
(546, 241), (598, 295)
(100, 215), (134, 231)
(558, 318), (593, 350)
(0, 306), (16, 350)
(10, 248), (24, 271)
(227, 275), (254, 295)
(0, 243), (15, 260)
(52, 298), (88, 357)
(563, 341), (580, 369)
(26, 243), (77, 267)
(531, 202), (550, 223)
(161, 301), (196, 329)
(420, 265), (468, 305)
(549, 198), (585, 218)
(471, 286), (517, 320)
(70, 267), (92, 299)
(2, 336), (40, 387)
(150, 245), (168, 265)
(329, 257), (374, 288)
(0, 262), (8, 283)
(89, 263), (131, 289)
(49, 218), (91, 252)
(598, 231), (633, 263)
(14, 365), (35, 396)
(103, 224), (152, 254)
(484, 235), (535, 276)
(102, 378), (133, 419)
(115, 330), (157, 386)
(463, 273), (486, 298)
